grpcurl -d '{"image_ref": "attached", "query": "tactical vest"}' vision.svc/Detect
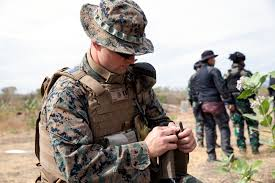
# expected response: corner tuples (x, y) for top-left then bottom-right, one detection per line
(36, 67), (145, 182)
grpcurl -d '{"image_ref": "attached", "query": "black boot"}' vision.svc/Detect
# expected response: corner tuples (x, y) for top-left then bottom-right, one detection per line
(207, 153), (217, 162)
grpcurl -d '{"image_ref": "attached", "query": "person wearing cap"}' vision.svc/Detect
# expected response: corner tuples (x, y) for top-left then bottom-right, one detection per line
(187, 61), (205, 147)
(196, 50), (234, 161)
(34, 0), (198, 182)
(225, 51), (260, 154)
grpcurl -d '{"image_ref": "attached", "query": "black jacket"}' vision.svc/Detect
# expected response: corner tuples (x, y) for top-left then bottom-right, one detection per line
(197, 63), (233, 104)
(269, 76), (275, 96)
(188, 72), (199, 104)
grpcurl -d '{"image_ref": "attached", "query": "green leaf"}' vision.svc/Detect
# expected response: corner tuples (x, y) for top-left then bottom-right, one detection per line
(272, 170), (275, 179)
(251, 169), (258, 175)
(250, 72), (265, 86)
(259, 75), (268, 86)
(219, 167), (230, 173)
(259, 99), (270, 115)
(238, 180), (248, 183)
(226, 153), (235, 163)
(238, 89), (254, 99)
(267, 115), (272, 126)
(243, 114), (259, 121)
(270, 71), (275, 78)
(270, 84), (275, 90)
(260, 116), (272, 127)
(251, 160), (262, 170)
(250, 72), (260, 81)
(233, 159), (248, 173)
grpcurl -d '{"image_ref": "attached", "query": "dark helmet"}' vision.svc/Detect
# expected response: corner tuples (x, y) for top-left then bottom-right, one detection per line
(193, 61), (202, 70)
(229, 51), (246, 62)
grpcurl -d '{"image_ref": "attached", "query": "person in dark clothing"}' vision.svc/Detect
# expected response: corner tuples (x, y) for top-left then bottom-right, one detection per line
(188, 61), (204, 147)
(188, 61), (220, 148)
(196, 50), (234, 161)
(225, 51), (260, 154)
(268, 76), (275, 120)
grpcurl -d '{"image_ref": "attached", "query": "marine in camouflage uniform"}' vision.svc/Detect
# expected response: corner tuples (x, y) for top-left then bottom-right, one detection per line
(225, 51), (260, 154)
(35, 0), (200, 182)
(187, 61), (204, 147)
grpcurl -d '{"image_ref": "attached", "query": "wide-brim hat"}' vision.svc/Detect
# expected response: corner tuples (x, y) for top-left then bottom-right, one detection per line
(200, 50), (218, 62)
(80, 0), (154, 56)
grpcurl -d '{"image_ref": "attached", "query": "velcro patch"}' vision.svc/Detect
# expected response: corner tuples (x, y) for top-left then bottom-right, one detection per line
(109, 88), (128, 102)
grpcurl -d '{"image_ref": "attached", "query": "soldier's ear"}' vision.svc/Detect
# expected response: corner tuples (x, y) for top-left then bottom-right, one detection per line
(92, 41), (102, 51)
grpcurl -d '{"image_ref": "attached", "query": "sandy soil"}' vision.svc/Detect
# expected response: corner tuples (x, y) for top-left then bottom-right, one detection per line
(0, 109), (274, 183)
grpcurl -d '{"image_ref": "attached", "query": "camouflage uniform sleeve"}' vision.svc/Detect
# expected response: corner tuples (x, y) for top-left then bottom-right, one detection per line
(143, 89), (172, 128)
(210, 68), (234, 104)
(43, 76), (151, 182)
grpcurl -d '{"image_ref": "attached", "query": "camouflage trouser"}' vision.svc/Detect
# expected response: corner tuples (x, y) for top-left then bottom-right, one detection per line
(192, 102), (204, 145)
(230, 99), (260, 151)
(202, 106), (233, 158)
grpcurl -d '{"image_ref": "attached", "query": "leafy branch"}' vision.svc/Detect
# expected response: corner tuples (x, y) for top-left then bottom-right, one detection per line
(219, 155), (263, 183)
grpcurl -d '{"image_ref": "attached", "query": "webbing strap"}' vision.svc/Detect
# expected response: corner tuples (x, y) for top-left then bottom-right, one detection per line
(71, 70), (86, 81)
(35, 111), (41, 160)
(69, 69), (106, 96)
(79, 75), (105, 96)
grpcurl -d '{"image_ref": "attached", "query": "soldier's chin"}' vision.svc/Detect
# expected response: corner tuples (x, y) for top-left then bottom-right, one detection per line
(117, 67), (128, 74)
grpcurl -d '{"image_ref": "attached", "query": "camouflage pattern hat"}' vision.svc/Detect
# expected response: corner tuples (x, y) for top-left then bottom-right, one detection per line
(80, 0), (154, 55)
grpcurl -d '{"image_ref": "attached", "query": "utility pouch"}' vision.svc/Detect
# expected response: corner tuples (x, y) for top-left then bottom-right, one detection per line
(201, 101), (225, 116)
(174, 150), (189, 176)
(159, 151), (176, 179)
(159, 149), (189, 179)
(100, 129), (138, 147)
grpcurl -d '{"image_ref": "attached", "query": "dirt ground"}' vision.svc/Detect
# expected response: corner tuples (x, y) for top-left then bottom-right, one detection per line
(0, 110), (275, 183)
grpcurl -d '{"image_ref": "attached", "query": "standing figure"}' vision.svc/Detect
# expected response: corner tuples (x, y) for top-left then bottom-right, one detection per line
(34, 0), (199, 182)
(188, 61), (204, 147)
(196, 50), (234, 161)
(268, 75), (275, 120)
(226, 51), (260, 154)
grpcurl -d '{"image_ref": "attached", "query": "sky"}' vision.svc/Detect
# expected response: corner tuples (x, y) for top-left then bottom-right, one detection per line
(0, 0), (275, 94)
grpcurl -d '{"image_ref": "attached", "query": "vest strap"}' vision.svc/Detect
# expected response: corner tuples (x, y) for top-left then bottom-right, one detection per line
(79, 75), (105, 96)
